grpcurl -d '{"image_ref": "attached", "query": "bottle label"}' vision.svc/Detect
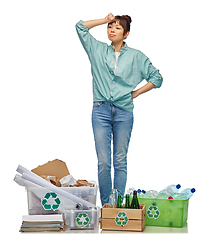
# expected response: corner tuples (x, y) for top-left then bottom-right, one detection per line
(115, 212), (129, 227)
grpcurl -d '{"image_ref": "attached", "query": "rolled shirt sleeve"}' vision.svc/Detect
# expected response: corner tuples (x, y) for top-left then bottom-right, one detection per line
(75, 20), (99, 59)
(139, 52), (163, 88)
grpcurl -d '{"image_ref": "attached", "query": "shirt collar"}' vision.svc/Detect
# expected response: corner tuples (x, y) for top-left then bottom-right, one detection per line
(108, 42), (128, 54)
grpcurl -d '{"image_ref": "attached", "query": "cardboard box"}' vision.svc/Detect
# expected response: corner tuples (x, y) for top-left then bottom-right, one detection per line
(31, 159), (70, 180)
(101, 204), (146, 232)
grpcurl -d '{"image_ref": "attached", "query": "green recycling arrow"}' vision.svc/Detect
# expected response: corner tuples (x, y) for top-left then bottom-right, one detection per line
(75, 213), (90, 228)
(41, 192), (61, 211)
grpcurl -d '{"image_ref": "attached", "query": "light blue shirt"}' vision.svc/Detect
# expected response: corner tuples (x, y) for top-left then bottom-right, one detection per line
(76, 20), (163, 112)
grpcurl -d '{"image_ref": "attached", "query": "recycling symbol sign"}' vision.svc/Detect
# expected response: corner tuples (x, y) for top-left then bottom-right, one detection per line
(75, 213), (90, 228)
(41, 192), (61, 211)
(115, 212), (129, 227)
(147, 205), (160, 219)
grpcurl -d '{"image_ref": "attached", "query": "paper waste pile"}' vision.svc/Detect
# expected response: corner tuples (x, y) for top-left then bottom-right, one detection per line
(14, 159), (100, 232)
(14, 159), (97, 210)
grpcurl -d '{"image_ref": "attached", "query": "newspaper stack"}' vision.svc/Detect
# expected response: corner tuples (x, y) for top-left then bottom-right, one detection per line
(20, 214), (65, 232)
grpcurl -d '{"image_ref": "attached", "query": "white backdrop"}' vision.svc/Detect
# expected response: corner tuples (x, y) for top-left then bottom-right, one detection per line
(1, 0), (216, 239)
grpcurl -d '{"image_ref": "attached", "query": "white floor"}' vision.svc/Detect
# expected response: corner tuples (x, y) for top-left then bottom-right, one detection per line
(61, 222), (188, 234)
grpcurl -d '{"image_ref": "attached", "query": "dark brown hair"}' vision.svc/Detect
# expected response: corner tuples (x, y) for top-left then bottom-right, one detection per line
(108, 15), (132, 36)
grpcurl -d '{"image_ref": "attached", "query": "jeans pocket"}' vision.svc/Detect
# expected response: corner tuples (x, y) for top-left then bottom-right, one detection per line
(93, 101), (103, 107)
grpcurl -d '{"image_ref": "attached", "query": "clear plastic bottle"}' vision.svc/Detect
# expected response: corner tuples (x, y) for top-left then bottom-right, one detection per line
(156, 184), (181, 199)
(143, 190), (158, 198)
(174, 188), (195, 200)
(127, 187), (135, 197)
(137, 189), (146, 198)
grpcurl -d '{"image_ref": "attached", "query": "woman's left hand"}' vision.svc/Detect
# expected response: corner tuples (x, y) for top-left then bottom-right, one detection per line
(131, 82), (155, 99)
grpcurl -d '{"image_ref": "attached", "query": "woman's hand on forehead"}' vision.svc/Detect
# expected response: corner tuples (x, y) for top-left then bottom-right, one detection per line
(105, 13), (115, 23)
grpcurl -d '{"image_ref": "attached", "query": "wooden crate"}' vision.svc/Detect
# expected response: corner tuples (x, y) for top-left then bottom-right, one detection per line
(101, 204), (146, 232)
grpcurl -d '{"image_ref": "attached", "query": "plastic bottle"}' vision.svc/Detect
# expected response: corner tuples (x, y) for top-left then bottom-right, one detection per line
(127, 187), (135, 197)
(156, 184), (181, 199)
(137, 189), (146, 198)
(143, 190), (158, 198)
(174, 188), (196, 200)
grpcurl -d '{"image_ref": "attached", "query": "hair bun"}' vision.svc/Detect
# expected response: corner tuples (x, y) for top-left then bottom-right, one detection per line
(122, 15), (132, 24)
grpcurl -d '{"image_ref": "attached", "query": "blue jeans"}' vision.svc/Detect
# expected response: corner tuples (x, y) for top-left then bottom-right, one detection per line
(92, 101), (134, 206)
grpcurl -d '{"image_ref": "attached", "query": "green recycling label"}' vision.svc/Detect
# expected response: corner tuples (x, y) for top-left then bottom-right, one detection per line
(115, 212), (129, 227)
(147, 205), (160, 219)
(75, 213), (90, 228)
(41, 192), (61, 211)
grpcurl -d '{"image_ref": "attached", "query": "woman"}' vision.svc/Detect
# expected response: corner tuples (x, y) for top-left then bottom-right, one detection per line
(76, 13), (163, 206)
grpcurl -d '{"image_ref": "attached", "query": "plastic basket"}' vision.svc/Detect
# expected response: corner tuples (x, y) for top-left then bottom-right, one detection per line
(136, 198), (189, 228)
(26, 181), (97, 215)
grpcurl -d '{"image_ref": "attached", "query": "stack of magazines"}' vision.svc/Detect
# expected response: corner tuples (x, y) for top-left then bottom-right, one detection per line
(20, 214), (65, 232)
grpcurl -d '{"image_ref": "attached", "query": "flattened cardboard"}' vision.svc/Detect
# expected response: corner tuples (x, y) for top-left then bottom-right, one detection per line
(31, 159), (70, 180)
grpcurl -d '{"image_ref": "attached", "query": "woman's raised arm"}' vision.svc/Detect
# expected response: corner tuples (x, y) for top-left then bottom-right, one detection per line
(83, 13), (115, 29)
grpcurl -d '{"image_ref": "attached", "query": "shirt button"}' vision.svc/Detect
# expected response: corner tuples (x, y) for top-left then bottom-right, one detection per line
(110, 91), (112, 94)
(113, 81), (115, 83)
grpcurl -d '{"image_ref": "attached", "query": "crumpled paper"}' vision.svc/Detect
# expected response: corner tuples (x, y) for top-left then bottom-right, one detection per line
(41, 175), (61, 187)
(73, 179), (95, 187)
(59, 175), (76, 187)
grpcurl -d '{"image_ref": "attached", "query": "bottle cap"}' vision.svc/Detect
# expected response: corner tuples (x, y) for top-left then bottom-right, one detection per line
(168, 196), (173, 199)
(142, 190), (146, 194)
(152, 190), (158, 197)
(176, 184), (181, 189)
(137, 189), (141, 193)
(191, 188), (196, 193)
